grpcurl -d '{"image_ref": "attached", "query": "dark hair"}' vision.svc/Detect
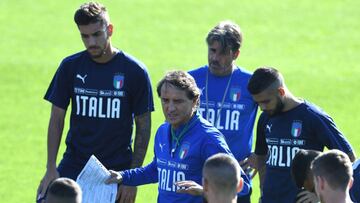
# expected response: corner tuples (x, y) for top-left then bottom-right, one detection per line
(156, 70), (200, 101)
(247, 67), (283, 95)
(311, 149), (353, 191)
(74, 2), (109, 26)
(47, 178), (82, 202)
(291, 149), (321, 188)
(206, 20), (242, 53)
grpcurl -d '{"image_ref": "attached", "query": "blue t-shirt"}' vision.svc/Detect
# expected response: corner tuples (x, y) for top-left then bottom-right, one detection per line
(121, 114), (250, 203)
(350, 159), (360, 202)
(255, 101), (354, 203)
(189, 65), (258, 162)
(44, 51), (154, 179)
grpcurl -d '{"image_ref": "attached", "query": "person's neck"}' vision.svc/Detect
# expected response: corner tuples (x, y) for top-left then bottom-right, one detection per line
(321, 191), (351, 203)
(207, 195), (236, 203)
(321, 195), (352, 203)
(282, 93), (303, 112)
(92, 45), (118, 64)
(171, 112), (196, 130)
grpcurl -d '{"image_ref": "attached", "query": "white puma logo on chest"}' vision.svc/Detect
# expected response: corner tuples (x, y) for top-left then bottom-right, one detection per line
(266, 124), (272, 133)
(76, 74), (87, 84)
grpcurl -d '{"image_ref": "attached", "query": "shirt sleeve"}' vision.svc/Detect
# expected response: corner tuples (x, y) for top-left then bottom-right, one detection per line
(130, 66), (154, 116)
(350, 159), (360, 202)
(120, 157), (158, 186)
(44, 60), (72, 110)
(255, 113), (269, 155)
(201, 137), (232, 159)
(200, 132), (251, 196)
(312, 111), (353, 154)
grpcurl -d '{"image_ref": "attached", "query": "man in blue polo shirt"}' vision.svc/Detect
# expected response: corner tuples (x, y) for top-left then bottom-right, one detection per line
(243, 67), (355, 203)
(37, 2), (154, 202)
(189, 20), (257, 203)
(106, 71), (249, 203)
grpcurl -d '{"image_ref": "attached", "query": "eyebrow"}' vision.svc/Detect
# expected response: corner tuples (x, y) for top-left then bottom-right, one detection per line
(81, 30), (104, 37)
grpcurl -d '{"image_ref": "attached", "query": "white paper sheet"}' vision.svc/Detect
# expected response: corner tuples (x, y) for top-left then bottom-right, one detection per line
(76, 155), (117, 203)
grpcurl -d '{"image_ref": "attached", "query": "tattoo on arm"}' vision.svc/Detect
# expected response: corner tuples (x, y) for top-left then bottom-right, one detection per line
(131, 112), (151, 168)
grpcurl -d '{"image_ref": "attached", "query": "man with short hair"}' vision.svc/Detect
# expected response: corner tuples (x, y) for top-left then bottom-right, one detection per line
(243, 67), (355, 203)
(189, 20), (257, 203)
(203, 153), (244, 203)
(37, 2), (154, 202)
(311, 149), (353, 203)
(45, 178), (82, 203)
(105, 70), (244, 203)
(291, 149), (321, 203)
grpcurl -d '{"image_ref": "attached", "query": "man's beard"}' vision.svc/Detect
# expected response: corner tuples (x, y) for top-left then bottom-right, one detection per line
(267, 96), (284, 117)
(88, 47), (105, 58)
(209, 60), (220, 70)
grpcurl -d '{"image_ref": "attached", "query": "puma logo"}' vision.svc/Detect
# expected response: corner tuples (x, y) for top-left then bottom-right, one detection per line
(159, 143), (165, 152)
(266, 124), (272, 133)
(76, 74), (87, 84)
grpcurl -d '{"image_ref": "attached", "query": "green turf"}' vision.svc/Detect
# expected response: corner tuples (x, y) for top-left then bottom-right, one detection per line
(1, 0), (359, 202)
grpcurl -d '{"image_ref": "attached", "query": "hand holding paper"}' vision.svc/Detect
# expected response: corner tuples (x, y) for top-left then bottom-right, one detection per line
(105, 170), (123, 184)
(76, 155), (117, 203)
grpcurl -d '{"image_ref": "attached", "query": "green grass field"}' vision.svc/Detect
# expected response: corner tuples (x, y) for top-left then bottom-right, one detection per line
(1, 0), (359, 202)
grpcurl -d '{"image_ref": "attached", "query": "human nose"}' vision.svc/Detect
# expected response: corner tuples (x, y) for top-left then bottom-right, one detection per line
(168, 101), (176, 112)
(87, 36), (97, 47)
(210, 52), (218, 61)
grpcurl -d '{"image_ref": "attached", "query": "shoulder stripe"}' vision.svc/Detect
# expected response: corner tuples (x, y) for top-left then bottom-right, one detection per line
(353, 159), (360, 170)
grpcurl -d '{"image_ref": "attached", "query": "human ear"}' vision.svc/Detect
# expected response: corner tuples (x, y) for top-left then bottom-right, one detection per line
(316, 176), (325, 190)
(349, 177), (354, 189)
(233, 50), (240, 60)
(278, 86), (285, 96)
(203, 178), (209, 192)
(107, 24), (113, 36)
(192, 97), (199, 111)
(237, 178), (244, 193)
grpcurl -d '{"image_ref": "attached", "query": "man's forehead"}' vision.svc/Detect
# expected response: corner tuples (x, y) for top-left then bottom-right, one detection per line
(208, 41), (232, 53)
(78, 22), (105, 34)
(160, 83), (191, 99)
(208, 40), (221, 47)
(161, 83), (183, 93)
(252, 88), (276, 101)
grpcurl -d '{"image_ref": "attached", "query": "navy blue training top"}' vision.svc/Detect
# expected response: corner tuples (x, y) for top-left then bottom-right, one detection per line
(255, 101), (353, 203)
(44, 50), (154, 177)
(350, 159), (360, 202)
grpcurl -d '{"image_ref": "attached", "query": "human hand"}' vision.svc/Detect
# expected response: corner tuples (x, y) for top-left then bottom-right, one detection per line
(295, 190), (319, 203)
(36, 167), (60, 202)
(240, 153), (258, 179)
(105, 170), (123, 184)
(175, 180), (203, 196)
(116, 185), (137, 203)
